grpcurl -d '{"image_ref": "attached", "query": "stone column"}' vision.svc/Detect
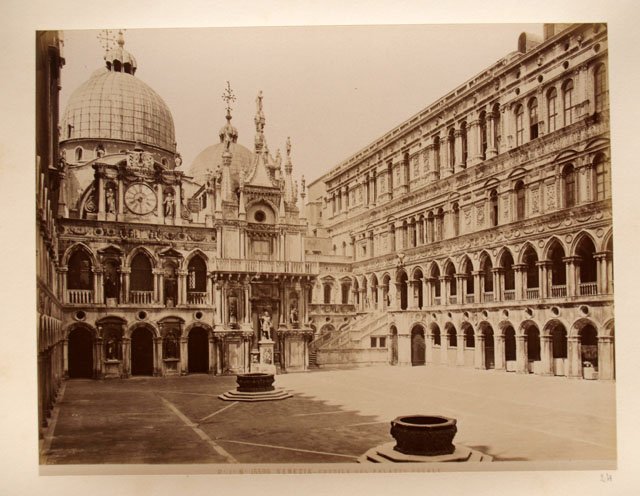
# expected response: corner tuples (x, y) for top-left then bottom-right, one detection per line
(440, 330), (449, 365)
(472, 270), (482, 303)
(536, 261), (550, 299)
(486, 113), (497, 158)
(476, 334), (486, 370)
(121, 267), (130, 304)
(492, 267), (503, 302)
(563, 256), (579, 297)
(408, 279), (418, 310)
(152, 268), (163, 304)
(208, 336), (215, 374)
(174, 183), (182, 225)
(456, 331), (465, 366)
(157, 184), (164, 222)
(423, 278), (431, 307)
(93, 267), (103, 304)
(494, 333), (505, 370)
(513, 264), (526, 300)
(177, 270), (187, 306)
(515, 334), (528, 374)
(213, 282), (223, 325)
(468, 118), (482, 166)
(598, 336), (615, 380)
(567, 336), (582, 378)
(154, 337), (163, 376)
(97, 172), (105, 221)
(397, 334), (411, 366)
(180, 337), (188, 375)
(454, 128), (464, 170)
(122, 337), (131, 378)
(425, 329), (433, 364)
(117, 178), (124, 217)
(540, 334), (553, 376)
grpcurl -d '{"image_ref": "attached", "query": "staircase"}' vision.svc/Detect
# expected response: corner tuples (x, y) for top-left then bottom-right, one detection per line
(311, 310), (390, 367)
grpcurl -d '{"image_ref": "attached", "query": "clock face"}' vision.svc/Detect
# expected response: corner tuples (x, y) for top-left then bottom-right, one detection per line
(124, 183), (157, 215)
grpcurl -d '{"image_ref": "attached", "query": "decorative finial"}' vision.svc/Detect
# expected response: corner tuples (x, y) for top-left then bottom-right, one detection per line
(256, 90), (263, 114)
(301, 175), (306, 195)
(97, 29), (117, 52)
(117, 29), (125, 47)
(286, 136), (292, 157)
(221, 81), (237, 118)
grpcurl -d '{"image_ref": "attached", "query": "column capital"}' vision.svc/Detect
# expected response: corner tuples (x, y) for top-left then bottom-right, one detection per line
(562, 256), (581, 265)
(512, 263), (527, 271)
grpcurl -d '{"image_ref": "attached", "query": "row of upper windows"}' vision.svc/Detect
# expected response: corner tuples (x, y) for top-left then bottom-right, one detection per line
(348, 153), (610, 257)
(327, 63), (608, 207)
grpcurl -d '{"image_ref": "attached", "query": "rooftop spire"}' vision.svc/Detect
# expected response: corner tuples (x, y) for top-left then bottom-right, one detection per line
(254, 90), (267, 154)
(101, 29), (137, 75)
(219, 81), (238, 148)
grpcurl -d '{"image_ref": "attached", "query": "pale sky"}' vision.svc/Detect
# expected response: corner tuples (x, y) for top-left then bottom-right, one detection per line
(59, 24), (541, 186)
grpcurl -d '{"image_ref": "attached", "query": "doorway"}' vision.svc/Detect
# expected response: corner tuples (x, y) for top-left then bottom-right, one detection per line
(411, 326), (426, 366)
(188, 327), (209, 373)
(484, 327), (495, 369)
(68, 327), (93, 378)
(131, 327), (154, 375)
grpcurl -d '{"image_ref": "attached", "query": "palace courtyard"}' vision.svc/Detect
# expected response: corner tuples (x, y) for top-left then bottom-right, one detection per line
(40, 365), (616, 468)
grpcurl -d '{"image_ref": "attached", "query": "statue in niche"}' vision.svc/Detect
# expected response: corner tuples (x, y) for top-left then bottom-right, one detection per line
(164, 191), (175, 217)
(105, 186), (116, 214)
(106, 336), (118, 360)
(260, 310), (272, 340)
(229, 296), (239, 328)
(164, 331), (179, 359)
(289, 305), (299, 328)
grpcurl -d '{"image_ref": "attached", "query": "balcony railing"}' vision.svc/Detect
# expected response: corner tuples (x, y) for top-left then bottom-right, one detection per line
(433, 296), (442, 306)
(579, 282), (598, 296)
(213, 259), (319, 275)
(187, 292), (207, 305)
(550, 285), (567, 298)
(448, 295), (457, 304)
(483, 292), (494, 302)
(67, 289), (94, 304)
(526, 288), (540, 299)
(130, 291), (154, 305)
(503, 289), (516, 301)
(465, 294), (475, 304)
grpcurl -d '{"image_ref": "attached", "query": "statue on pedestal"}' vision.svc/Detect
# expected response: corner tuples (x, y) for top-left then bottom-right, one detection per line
(260, 310), (272, 340)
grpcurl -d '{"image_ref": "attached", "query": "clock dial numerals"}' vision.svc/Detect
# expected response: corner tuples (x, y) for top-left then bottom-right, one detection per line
(124, 183), (157, 215)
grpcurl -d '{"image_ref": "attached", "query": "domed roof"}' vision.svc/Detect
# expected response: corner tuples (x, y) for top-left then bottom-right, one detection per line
(61, 68), (176, 152)
(189, 141), (255, 186)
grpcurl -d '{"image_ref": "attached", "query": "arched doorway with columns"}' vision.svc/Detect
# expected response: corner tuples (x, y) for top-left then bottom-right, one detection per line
(66, 324), (96, 379)
(187, 326), (210, 374)
(543, 320), (568, 376)
(411, 324), (426, 366)
(519, 321), (541, 374)
(428, 323), (441, 364)
(503, 325), (517, 372)
(480, 322), (495, 370)
(130, 324), (156, 376)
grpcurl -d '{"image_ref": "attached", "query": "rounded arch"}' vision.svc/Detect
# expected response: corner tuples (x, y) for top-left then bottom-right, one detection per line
(410, 323), (426, 366)
(64, 321), (98, 340)
(460, 255), (474, 273)
(126, 321), (160, 339)
(519, 319), (542, 336)
(183, 321), (213, 338)
(369, 272), (379, 287)
(395, 267), (408, 283)
(570, 317), (601, 338)
(601, 228), (613, 253)
(601, 319), (615, 338)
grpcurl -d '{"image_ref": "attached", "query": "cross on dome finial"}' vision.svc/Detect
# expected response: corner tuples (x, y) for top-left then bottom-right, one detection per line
(97, 29), (117, 52)
(221, 81), (237, 119)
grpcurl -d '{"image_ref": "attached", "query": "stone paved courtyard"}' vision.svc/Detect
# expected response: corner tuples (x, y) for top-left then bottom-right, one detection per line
(41, 364), (616, 468)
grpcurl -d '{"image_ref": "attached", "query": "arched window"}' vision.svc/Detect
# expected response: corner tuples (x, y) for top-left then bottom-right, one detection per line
(528, 98), (539, 140)
(562, 164), (576, 208)
(501, 251), (515, 299)
(563, 79), (574, 126)
(447, 326), (457, 347)
(130, 253), (153, 291)
(446, 263), (456, 297)
(341, 283), (350, 304)
(68, 250), (93, 290)
(387, 161), (394, 198)
(464, 326), (475, 348)
(452, 203), (460, 237)
(515, 105), (524, 146)
(323, 283), (332, 304)
(515, 181), (526, 221)
(576, 237), (597, 293)
(594, 64), (608, 113)
(522, 246), (539, 294)
(433, 137), (441, 176)
(460, 122), (468, 166)
(549, 241), (566, 286)
(479, 111), (488, 160)
(594, 153), (610, 201)
(492, 104), (501, 151)
(435, 208), (444, 241)
(74, 147), (83, 162)
(547, 87), (558, 133)
(426, 211), (434, 244)
(489, 189), (499, 227)
(187, 256), (207, 293)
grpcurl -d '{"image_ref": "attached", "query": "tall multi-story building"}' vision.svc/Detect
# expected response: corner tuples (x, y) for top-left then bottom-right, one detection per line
(306, 23), (614, 381)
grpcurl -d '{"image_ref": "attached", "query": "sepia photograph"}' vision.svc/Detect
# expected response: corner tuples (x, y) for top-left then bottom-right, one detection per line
(36, 22), (616, 472)
(4, 0), (640, 494)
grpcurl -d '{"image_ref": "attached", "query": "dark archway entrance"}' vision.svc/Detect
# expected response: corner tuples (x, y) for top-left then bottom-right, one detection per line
(504, 326), (516, 371)
(551, 324), (568, 376)
(526, 326), (541, 373)
(131, 327), (154, 376)
(188, 328), (209, 373)
(411, 325), (426, 366)
(580, 324), (599, 369)
(68, 327), (93, 378)
(390, 326), (398, 366)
